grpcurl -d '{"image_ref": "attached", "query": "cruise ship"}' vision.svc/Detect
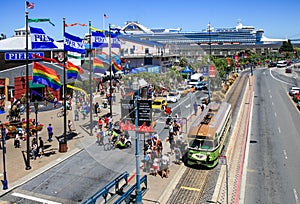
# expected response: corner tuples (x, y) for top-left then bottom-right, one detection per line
(120, 20), (285, 45)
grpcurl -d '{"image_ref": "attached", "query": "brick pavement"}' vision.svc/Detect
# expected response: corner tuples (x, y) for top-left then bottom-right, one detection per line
(0, 89), (201, 203)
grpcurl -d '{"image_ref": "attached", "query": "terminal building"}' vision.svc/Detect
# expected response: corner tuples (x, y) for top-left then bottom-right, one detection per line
(0, 21), (290, 102)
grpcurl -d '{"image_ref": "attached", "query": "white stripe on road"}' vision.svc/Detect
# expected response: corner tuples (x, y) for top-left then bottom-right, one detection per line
(283, 150), (288, 160)
(270, 95), (272, 98)
(278, 127), (281, 133)
(12, 192), (62, 204)
(294, 188), (299, 204)
(274, 112), (277, 117)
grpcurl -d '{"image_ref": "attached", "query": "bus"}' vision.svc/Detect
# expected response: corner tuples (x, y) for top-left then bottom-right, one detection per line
(186, 102), (232, 168)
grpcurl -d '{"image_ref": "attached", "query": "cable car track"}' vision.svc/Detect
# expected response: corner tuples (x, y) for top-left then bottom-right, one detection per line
(166, 72), (249, 204)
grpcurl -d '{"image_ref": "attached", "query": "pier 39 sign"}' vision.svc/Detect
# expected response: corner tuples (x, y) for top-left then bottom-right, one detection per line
(5, 52), (44, 61)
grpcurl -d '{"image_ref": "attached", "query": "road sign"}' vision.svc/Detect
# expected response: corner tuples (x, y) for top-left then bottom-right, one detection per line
(202, 66), (209, 77)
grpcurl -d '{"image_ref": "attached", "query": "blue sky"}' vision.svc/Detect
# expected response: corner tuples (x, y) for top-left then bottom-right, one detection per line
(1, 0), (300, 41)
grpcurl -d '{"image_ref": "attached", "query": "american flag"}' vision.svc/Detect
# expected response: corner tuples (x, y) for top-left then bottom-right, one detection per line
(104, 14), (108, 19)
(26, 1), (34, 9)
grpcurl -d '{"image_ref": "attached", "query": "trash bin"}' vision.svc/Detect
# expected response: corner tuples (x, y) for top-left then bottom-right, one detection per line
(56, 135), (68, 153)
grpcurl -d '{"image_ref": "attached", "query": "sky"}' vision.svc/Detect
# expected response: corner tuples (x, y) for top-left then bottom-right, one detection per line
(1, 0), (300, 41)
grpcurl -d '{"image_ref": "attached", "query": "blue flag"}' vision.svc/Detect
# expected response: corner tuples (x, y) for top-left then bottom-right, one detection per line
(111, 33), (121, 48)
(30, 27), (58, 49)
(92, 31), (108, 48)
(64, 32), (86, 54)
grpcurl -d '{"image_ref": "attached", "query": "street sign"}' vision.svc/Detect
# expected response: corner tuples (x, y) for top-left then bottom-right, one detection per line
(209, 65), (216, 77)
(202, 66), (209, 77)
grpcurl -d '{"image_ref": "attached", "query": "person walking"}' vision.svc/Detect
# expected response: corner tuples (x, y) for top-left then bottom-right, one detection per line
(74, 108), (79, 121)
(68, 120), (73, 133)
(47, 124), (53, 142)
(193, 101), (198, 116)
(38, 137), (44, 158)
(94, 102), (99, 116)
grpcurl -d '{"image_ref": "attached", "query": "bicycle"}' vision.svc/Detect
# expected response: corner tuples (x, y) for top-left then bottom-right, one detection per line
(104, 140), (116, 151)
(57, 108), (69, 117)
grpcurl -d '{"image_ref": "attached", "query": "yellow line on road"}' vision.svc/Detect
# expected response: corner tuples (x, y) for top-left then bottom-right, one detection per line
(181, 186), (201, 191)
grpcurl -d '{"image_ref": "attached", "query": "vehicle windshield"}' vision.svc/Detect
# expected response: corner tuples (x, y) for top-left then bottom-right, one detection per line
(177, 87), (185, 91)
(168, 93), (176, 96)
(153, 101), (162, 105)
(188, 138), (214, 150)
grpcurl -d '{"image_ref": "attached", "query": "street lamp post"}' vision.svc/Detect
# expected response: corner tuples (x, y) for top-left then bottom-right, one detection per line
(0, 124), (8, 190)
(132, 78), (142, 204)
(207, 22), (212, 104)
(34, 100), (38, 149)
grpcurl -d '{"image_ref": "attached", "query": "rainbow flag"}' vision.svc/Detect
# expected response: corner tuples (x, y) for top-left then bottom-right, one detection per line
(93, 58), (106, 74)
(112, 60), (122, 74)
(67, 61), (84, 79)
(32, 62), (61, 91)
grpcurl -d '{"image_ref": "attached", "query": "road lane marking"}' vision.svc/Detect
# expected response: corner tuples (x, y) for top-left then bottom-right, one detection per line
(278, 127), (281, 133)
(270, 95), (272, 98)
(274, 112), (277, 117)
(272, 102), (274, 106)
(181, 186), (201, 191)
(269, 68), (295, 86)
(283, 150), (288, 160)
(294, 188), (299, 204)
(12, 192), (62, 204)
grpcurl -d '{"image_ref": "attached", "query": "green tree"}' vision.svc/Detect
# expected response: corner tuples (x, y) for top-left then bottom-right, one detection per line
(280, 40), (294, 52)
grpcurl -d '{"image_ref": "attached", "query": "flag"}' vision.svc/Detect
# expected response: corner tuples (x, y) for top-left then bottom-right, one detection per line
(28, 18), (55, 26)
(104, 14), (108, 19)
(111, 60), (122, 74)
(96, 52), (110, 64)
(64, 32), (86, 54)
(111, 51), (121, 64)
(111, 33), (121, 48)
(67, 61), (84, 79)
(65, 22), (87, 27)
(93, 58), (106, 74)
(32, 62), (61, 91)
(30, 27), (58, 49)
(92, 31), (108, 48)
(26, 1), (34, 9)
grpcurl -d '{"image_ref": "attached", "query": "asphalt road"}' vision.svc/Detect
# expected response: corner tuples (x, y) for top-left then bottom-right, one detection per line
(243, 68), (300, 204)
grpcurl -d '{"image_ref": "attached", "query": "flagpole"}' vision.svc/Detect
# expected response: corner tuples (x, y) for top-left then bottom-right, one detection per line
(25, 11), (31, 170)
(89, 20), (93, 136)
(63, 18), (67, 147)
(102, 15), (105, 30)
(108, 24), (113, 124)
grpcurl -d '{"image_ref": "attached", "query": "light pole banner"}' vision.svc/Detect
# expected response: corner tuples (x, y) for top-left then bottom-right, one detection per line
(92, 31), (108, 48)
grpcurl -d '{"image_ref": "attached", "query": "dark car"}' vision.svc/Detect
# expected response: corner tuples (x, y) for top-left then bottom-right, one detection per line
(195, 81), (208, 90)
(268, 61), (277, 68)
(285, 67), (292, 73)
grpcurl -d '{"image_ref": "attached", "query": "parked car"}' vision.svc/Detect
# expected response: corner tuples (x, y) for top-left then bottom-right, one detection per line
(195, 81), (208, 90)
(152, 98), (167, 110)
(289, 87), (300, 96)
(166, 92), (181, 103)
(293, 93), (300, 102)
(297, 101), (300, 110)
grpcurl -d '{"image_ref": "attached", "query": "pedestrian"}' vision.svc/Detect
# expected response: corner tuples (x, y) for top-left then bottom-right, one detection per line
(47, 124), (53, 142)
(98, 117), (103, 130)
(38, 137), (44, 158)
(160, 153), (170, 178)
(68, 120), (73, 132)
(151, 156), (160, 176)
(74, 108), (79, 121)
(144, 150), (152, 173)
(14, 133), (21, 148)
(174, 144), (181, 164)
(53, 97), (58, 108)
(96, 128), (105, 145)
(194, 101), (198, 116)
(108, 115), (113, 130)
(94, 102), (99, 116)
(31, 138), (38, 160)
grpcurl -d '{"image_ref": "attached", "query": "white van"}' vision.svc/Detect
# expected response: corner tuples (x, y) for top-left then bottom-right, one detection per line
(277, 60), (287, 68)
(188, 73), (203, 86)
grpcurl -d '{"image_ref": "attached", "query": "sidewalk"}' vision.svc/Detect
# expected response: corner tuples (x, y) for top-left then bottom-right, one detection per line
(0, 89), (200, 203)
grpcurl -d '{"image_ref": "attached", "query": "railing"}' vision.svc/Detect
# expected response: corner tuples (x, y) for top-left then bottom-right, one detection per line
(113, 175), (148, 204)
(82, 171), (129, 204)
